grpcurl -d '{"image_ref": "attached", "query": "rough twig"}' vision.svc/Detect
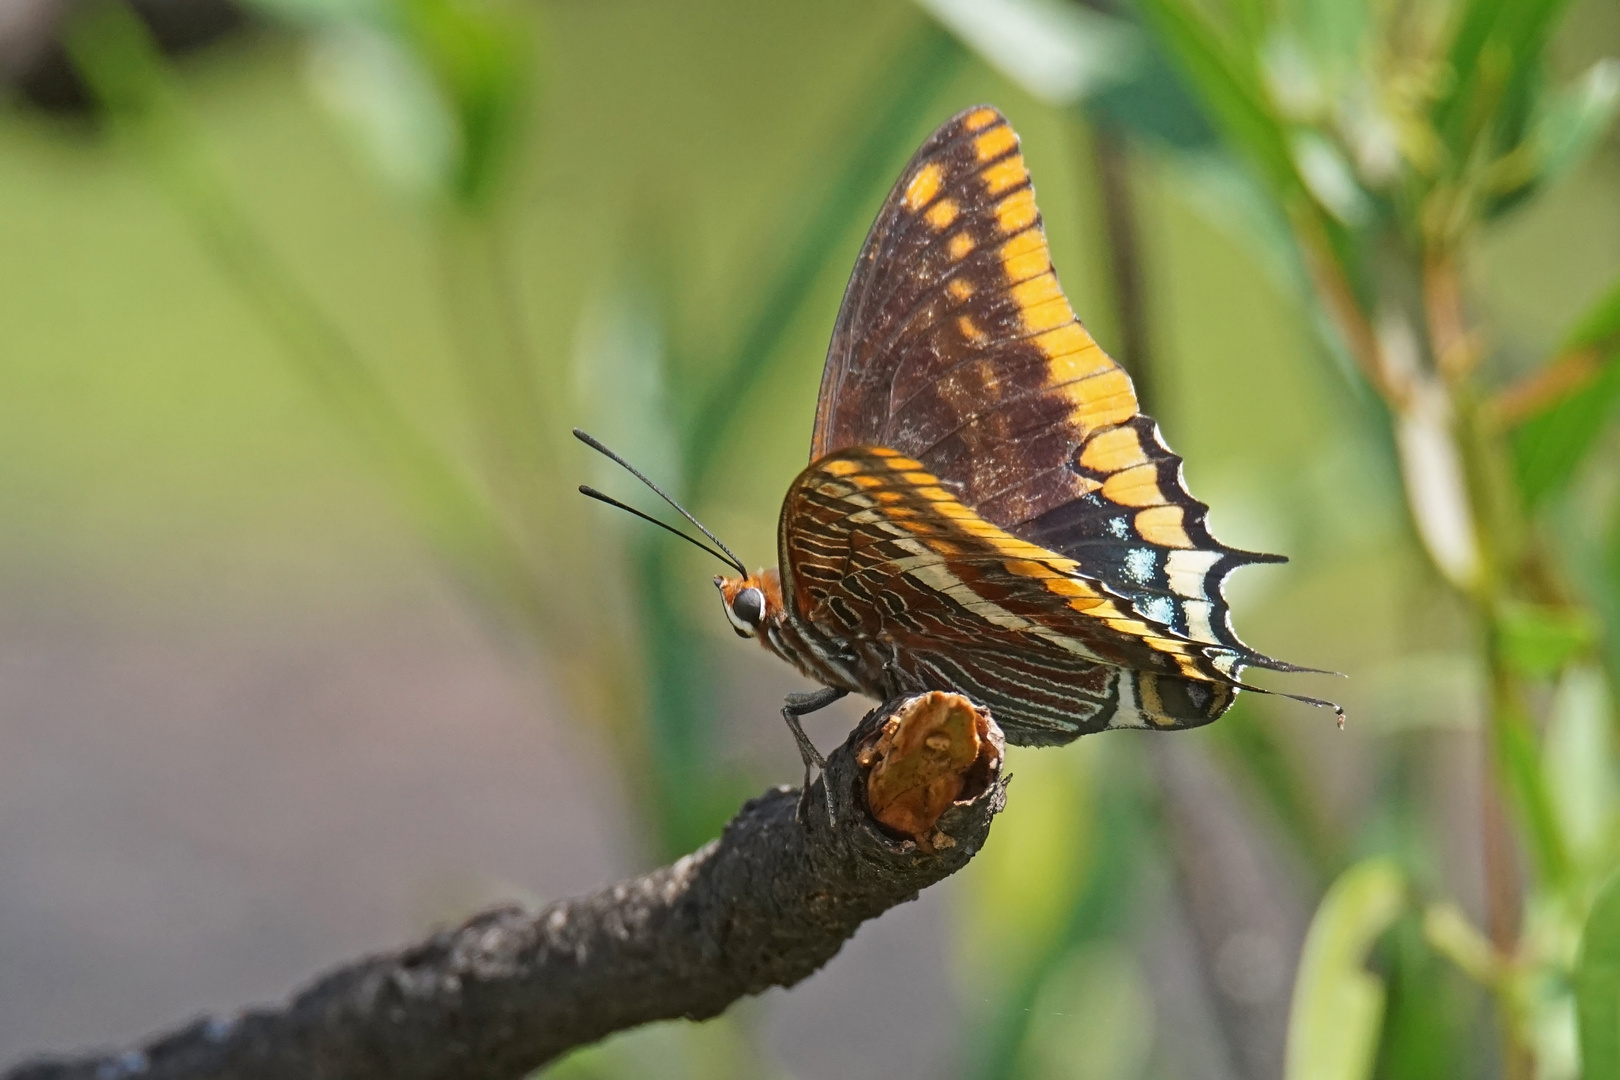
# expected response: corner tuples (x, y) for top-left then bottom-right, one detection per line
(6, 692), (1006, 1080)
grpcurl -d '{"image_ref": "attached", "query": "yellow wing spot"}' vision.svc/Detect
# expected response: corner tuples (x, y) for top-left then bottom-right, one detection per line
(901, 471), (937, 488)
(1136, 677), (1175, 727)
(1101, 463), (1165, 508)
(963, 107), (1000, 132)
(999, 230), (1049, 283)
(1049, 351), (1113, 386)
(1107, 617), (1156, 639)
(1042, 337), (1111, 380)
(903, 163), (944, 212)
(869, 447), (901, 458)
(1045, 577), (1089, 597)
(974, 124), (1019, 162)
(1068, 595), (1110, 613)
(875, 490), (904, 504)
(1044, 575), (1097, 598)
(1080, 425), (1148, 473)
(958, 314), (988, 344)
(1037, 322), (1098, 359)
(1174, 657), (1203, 678)
(946, 277), (974, 302)
(981, 155), (1027, 195)
(1136, 505), (1193, 548)
(1000, 229), (1044, 259)
(1020, 297), (1074, 335)
(948, 232), (977, 261)
(1010, 272), (1063, 311)
(996, 189), (1038, 234)
(925, 198), (959, 231)
(821, 458), (862, 476)
(880, 452), (922, 470)
(917, 486), (956, 503)
(1063, 368), (1138, 430)
(1004, 558), (1056, 580)
(1145, 637), (1190, 655)
(991, 533), (1062, 559)
(850, 473), (884, 489)
(963, 519), (1012, 539)
(927, 539), (966, 555)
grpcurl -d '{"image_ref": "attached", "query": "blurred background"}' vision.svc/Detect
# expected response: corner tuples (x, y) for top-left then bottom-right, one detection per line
(0, 0), (1617, 1077)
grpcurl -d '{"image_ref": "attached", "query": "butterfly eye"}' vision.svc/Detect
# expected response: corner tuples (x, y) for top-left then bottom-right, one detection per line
(727, 587), (765, 637)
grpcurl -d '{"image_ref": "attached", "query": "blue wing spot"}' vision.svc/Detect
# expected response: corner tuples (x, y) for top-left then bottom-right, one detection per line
(1140, 595), (1175, 625)
(1123, 547), (1157, 584)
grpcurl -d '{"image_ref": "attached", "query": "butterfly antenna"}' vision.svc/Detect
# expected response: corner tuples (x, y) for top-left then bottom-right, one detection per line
(578, 486), (746, 573)
(572, 429), (748, 575)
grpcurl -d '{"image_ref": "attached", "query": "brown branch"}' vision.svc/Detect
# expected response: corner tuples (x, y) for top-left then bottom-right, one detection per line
(1489, 346), (1603, 427)
(5, 692), (1007, 1080)
(1292, 209), (1406, 409)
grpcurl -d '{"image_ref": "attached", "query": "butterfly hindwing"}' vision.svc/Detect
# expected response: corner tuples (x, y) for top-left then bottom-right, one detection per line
(778, 447), (1239, 744)
(810, 105), (1286, 675)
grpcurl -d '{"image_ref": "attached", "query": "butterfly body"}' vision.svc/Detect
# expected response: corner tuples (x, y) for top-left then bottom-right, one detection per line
(709, 104), (1328, 750)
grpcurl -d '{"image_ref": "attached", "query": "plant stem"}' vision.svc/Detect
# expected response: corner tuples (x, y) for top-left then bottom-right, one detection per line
(1084, 116), (1156, 415)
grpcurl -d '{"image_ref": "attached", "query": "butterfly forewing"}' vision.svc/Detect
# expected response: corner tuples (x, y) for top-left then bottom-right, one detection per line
(809, 105), (1287, 674)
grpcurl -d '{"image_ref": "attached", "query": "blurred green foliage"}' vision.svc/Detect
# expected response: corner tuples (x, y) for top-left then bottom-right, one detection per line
(7, 0), (1620, 1075)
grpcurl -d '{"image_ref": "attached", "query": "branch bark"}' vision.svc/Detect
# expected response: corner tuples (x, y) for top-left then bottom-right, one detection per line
(6, 692), (1006, 1080)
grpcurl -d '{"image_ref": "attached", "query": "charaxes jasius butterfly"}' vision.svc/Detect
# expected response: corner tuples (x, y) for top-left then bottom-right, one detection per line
(579, 105), (1339, 794)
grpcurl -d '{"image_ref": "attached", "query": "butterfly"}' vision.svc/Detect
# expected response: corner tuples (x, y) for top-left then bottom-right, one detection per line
(579, 105), (1336, 793)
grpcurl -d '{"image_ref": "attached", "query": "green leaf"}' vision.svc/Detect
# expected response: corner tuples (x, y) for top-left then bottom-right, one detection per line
(1132, 0), (1298, 200)
(1489, 678), (1576, 887)
(916, 0), (1140, 106)
(1132, 0), (1363, 305)
(399, 0), (533, 209)
(1084, 29), (1218, 153)
(1284, 858), (1407, 1080)
(61, 0), (175, 121)
(1433, 0), (1576, 168)
(245, 0), (535, 208)
(1378, 913), (1481, 1080)
(1568, 273), (1620, 351)
(1494, 600), (1600, 678)
(1544, 665), (1616, 866)
(1576, 869), (1620, 1079)
(307, 24), (459, 197)
(1510, 273), (1620, 503)
(1487, 58), (1620, 217)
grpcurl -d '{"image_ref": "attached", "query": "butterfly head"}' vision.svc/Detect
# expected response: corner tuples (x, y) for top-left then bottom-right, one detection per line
(714, 570), (783, 639)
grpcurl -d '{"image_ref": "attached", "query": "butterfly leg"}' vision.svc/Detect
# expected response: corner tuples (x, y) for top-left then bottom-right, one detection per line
(782, 686), (847, 824)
